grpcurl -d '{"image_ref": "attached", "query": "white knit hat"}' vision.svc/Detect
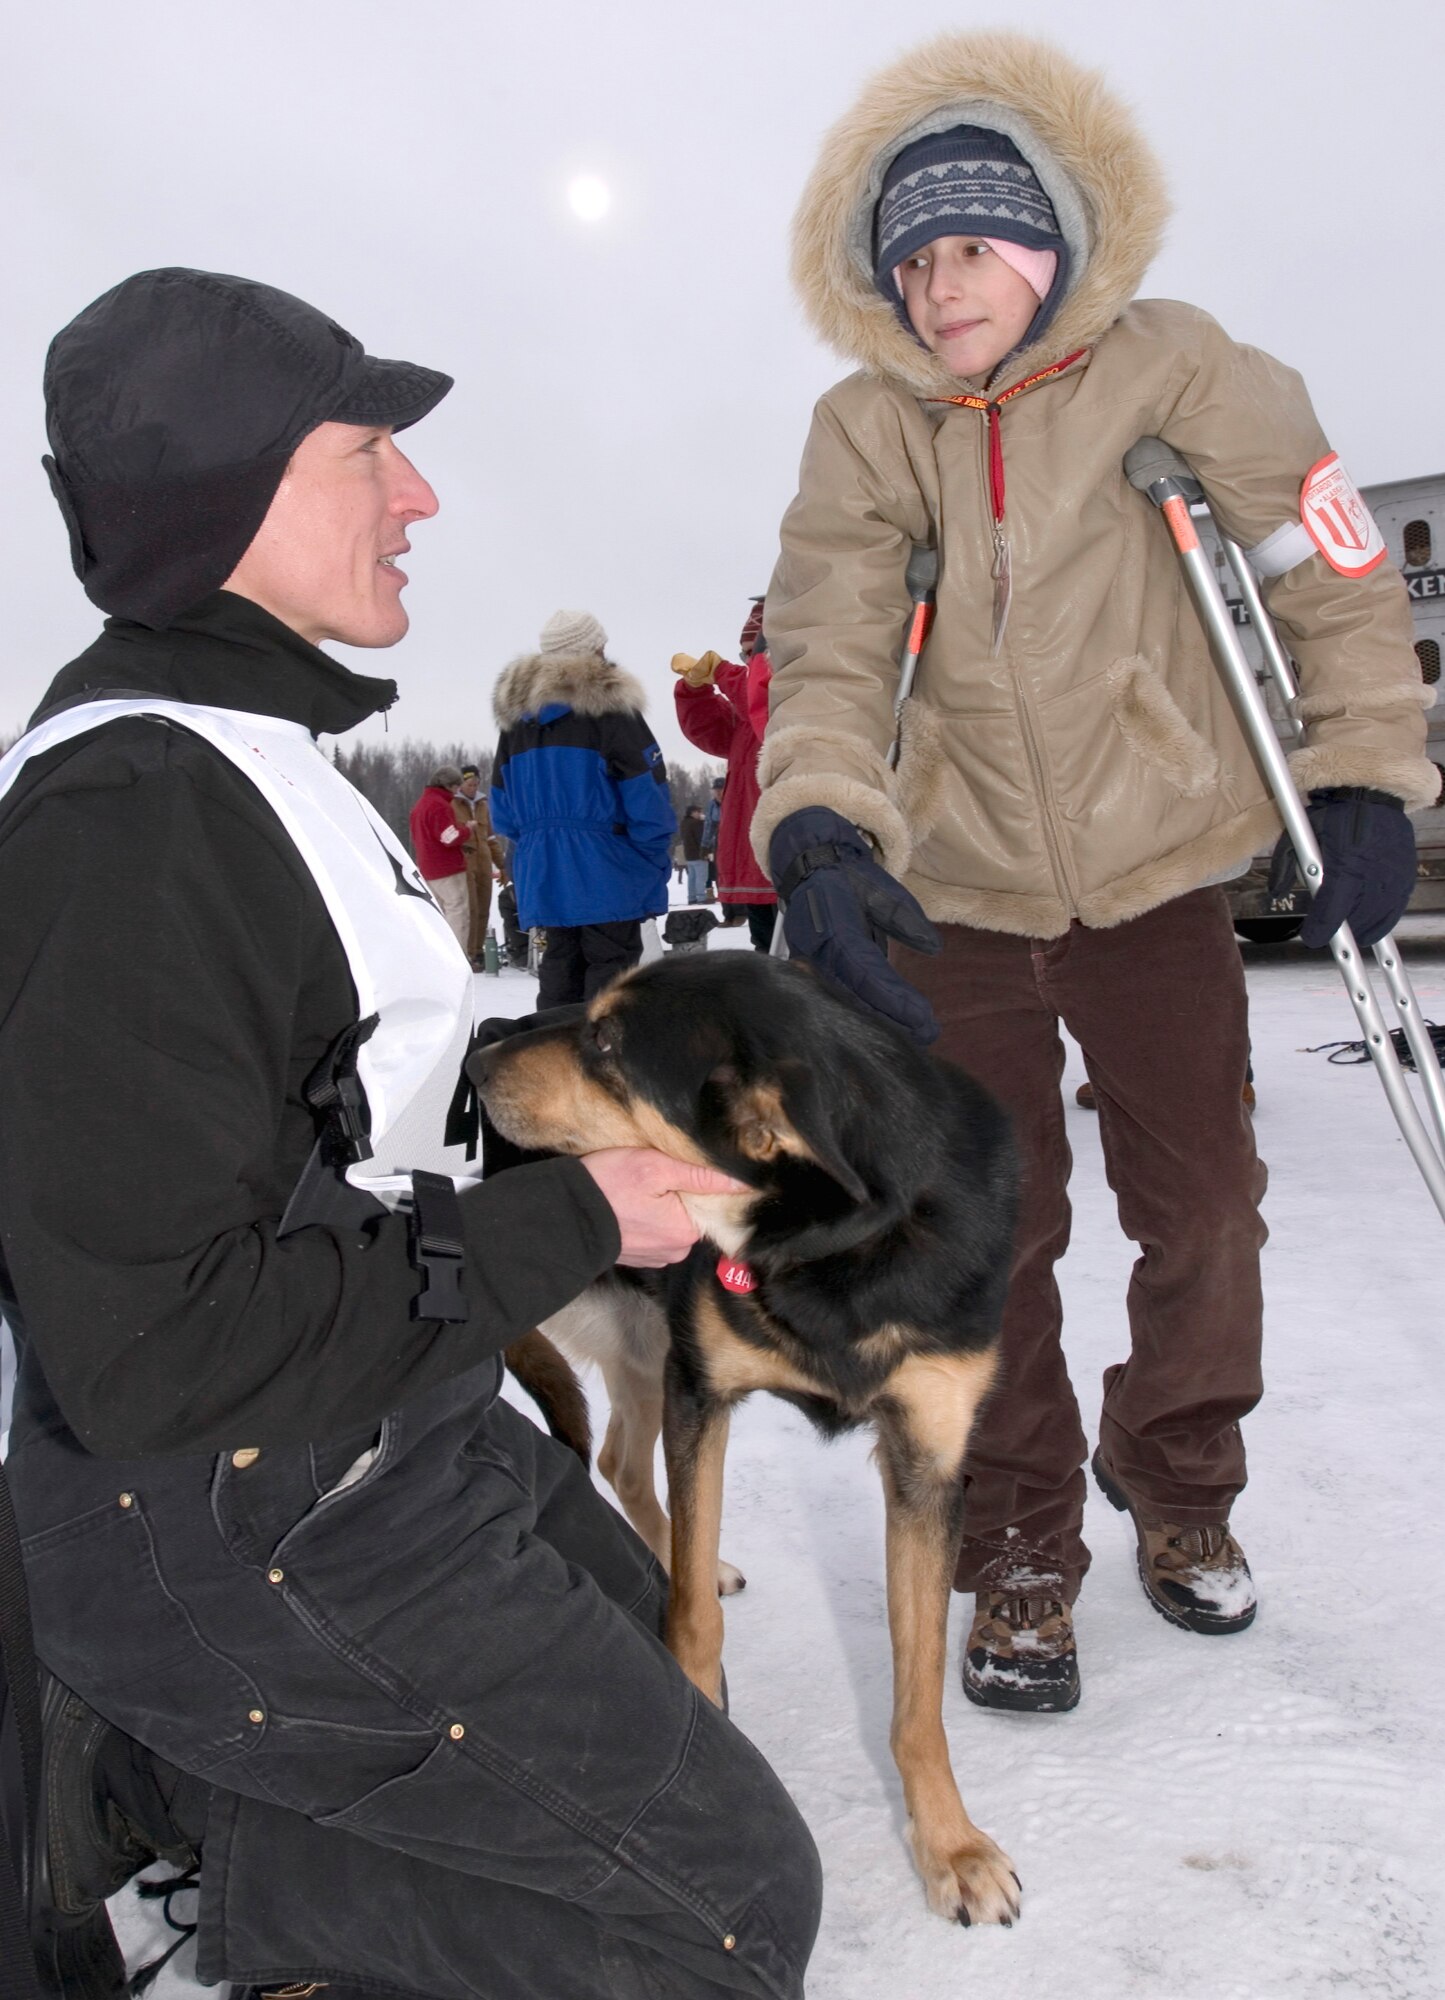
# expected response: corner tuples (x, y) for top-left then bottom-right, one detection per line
(539, 608), (607, 657)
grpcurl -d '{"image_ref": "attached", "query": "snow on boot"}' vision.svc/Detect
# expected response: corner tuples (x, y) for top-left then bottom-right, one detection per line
(962, 1589), (1080, 1712)
(1092, 1450), (1257, 1634)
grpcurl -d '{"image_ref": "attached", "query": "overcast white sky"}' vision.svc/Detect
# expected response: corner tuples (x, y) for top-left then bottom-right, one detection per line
(3, 0), (1441, 764)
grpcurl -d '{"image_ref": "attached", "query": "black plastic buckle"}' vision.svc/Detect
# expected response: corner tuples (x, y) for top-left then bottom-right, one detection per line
(408, 1170), (468, 1323)
(776, 841), (843, 905)
(303, 1014), (379, 1166)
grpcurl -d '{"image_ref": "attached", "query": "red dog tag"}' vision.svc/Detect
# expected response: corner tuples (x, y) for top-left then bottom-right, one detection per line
(716, 1256), (758, 1294)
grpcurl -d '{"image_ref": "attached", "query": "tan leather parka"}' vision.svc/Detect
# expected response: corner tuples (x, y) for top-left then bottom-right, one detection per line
(753, 32), (1435, 936)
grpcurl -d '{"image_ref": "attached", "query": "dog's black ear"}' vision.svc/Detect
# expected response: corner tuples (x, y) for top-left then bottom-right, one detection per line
(722, 1058), (868, 1204)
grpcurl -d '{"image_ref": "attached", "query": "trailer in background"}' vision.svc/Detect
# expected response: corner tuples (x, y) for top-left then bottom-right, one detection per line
(1206, 472), (1445, 942)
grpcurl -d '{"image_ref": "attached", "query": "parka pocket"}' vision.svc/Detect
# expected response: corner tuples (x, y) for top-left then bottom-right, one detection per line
(1107, 656), (1220, 798)
(20, 1495), (265, 1776)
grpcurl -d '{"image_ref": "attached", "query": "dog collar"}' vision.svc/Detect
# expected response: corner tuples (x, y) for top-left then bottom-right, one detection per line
(716, 1255), (758, 1295)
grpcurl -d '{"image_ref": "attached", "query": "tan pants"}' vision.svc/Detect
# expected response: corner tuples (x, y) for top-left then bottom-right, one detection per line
(426, 871), (472, 955)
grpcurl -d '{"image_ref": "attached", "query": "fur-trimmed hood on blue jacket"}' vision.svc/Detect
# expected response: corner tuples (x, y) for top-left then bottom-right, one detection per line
(492, 649), (650, 731)
(490, 649), (675, 930)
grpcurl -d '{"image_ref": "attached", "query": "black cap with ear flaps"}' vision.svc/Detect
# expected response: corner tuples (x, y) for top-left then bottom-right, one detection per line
(42, 267), (452, 629)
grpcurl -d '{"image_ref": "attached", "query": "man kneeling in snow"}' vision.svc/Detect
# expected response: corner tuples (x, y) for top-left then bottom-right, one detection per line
(0, 267), (820, 2000)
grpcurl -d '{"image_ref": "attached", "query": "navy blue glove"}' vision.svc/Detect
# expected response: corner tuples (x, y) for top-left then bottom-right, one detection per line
(770, 806), (941, 1043)
(1267, 786), (1416, 949)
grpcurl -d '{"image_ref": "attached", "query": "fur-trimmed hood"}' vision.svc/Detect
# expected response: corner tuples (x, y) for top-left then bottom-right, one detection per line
(492, 651), (649, 730)
(791, 31), (1170, 396)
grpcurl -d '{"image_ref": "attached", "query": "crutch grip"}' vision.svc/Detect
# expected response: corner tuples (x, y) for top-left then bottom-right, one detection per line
(904, 543), (939, 601)
(1124, 437), (1204, 503)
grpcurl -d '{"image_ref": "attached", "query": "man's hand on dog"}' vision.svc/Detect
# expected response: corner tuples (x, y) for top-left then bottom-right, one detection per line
(582, 1150), (748, 1267)
(769, 805), (941, 1044)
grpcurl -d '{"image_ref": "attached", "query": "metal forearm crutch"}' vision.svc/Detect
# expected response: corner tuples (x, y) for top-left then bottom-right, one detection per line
(1124, 437), (1445, 1223)
(1219, 516), (1445, 1157)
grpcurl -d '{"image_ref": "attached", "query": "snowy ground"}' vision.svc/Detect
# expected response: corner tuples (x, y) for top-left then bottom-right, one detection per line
(111, 906), (1445, 1999)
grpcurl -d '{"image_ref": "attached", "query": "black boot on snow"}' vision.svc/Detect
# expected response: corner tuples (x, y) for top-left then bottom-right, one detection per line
(32, 1672), (203, 1998)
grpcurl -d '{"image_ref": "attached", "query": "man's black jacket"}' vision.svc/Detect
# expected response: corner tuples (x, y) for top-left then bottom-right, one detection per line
(0, 592), (619, 1458)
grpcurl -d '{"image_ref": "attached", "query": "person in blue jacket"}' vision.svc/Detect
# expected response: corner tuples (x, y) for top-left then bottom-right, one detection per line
(491, 609), (676, 1004)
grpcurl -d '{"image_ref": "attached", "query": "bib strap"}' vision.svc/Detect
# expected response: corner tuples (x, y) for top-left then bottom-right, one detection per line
(409, 1170), (469, 1323)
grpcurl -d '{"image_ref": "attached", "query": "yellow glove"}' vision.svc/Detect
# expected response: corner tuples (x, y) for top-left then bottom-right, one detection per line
(670, 650), (722, 688)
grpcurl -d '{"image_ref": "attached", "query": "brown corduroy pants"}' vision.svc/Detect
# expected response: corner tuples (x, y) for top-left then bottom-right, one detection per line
(902, 887), (1268, 1603)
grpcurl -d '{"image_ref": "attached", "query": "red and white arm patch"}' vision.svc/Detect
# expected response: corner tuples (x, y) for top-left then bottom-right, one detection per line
(1300, 453), (1387, 577)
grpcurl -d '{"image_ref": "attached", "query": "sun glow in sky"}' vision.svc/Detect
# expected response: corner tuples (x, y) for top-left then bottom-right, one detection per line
(567, 174), (611, 222)
(2, 0), (1437, 760)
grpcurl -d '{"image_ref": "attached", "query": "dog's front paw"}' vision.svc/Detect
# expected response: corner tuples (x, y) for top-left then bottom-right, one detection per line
(907, 1820), (1021, 1928)
(717, 1559), (746, 1596)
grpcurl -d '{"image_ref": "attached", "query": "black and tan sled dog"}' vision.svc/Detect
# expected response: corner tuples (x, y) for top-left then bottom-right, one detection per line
(472, 951), (1020, 1927)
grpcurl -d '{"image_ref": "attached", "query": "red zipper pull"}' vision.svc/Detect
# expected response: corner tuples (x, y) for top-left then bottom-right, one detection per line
(986, 403), (1006, 526)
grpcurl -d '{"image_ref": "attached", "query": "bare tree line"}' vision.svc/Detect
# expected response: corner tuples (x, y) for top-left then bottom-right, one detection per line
(2, 730), (718, 853)
(330, 738), (722, 849)
(331, 740), (483, 847)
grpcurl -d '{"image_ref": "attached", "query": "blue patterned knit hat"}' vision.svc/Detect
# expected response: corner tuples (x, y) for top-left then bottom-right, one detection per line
(873, 124), (1067, 285)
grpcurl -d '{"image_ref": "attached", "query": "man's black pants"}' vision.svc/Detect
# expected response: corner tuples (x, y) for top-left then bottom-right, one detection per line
(10, 1361), (822, 1999)
(538, 921), (644, 1006)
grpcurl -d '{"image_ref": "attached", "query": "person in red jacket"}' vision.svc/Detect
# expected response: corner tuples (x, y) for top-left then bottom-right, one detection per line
(672, 599), (778, 951)
(408, 763), (473, 951)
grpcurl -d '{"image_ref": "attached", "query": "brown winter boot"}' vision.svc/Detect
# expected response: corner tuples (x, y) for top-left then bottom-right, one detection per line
(1092, 1450), (1257, 1634)
(962, 1589), (1080, 1713)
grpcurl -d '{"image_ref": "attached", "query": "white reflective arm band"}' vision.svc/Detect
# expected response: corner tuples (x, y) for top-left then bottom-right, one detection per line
(1246, 519), (1317, 578)
(440, 824), (461, 844)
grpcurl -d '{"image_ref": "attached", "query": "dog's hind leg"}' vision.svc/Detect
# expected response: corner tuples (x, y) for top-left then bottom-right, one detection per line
(596, 1348), (672, 1572)
(875, 1351), (1021, 1930)
(660, 1351), (732, 1706)
(504, 1329), (592, 1467)
(596, 1347), (747, 1599)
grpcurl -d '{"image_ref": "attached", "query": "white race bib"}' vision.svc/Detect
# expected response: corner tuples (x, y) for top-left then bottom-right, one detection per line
(0, 700), (476, 1200)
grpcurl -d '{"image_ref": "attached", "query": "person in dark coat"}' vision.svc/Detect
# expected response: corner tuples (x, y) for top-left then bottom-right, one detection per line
(490, 611), (677, 1006)
(0, 268), (820, 2000)
(702, 775), (724, 897)
(680, 803), (710, 903)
